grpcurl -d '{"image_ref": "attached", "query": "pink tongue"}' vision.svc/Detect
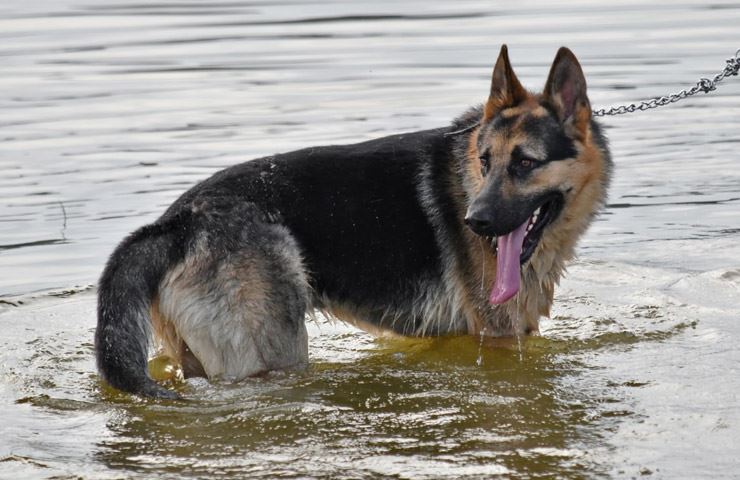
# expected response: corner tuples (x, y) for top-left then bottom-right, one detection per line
(489, 220), (529, 305)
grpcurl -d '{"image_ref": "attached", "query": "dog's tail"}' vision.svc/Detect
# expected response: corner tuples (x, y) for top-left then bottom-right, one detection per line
(95, 213), (189, 399)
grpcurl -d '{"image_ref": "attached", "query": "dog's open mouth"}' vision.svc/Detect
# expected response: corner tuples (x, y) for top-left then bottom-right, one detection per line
(489, 195), (564, 305)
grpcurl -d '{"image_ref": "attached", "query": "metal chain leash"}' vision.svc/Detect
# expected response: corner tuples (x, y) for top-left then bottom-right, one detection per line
(593, 48), (740, 116)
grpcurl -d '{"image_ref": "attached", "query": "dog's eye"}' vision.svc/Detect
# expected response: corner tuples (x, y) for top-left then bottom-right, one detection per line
(520, 158), (535, 169)
(479, 150), (491, 175)
(508, 156), (542, 178)
(517, 157), (542, 171)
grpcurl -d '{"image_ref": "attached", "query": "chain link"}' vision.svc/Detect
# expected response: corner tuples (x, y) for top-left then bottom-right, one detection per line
(593, 48), (740, 116)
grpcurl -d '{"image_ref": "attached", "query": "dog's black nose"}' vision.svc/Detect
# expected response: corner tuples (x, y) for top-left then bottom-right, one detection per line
(464, 214), (493, 235)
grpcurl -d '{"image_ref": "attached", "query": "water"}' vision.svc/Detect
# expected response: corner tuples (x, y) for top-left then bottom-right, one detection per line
(1, 0), (739, 478)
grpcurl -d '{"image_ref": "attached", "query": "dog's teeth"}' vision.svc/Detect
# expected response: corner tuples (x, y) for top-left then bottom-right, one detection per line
(534, 207), (541, 216)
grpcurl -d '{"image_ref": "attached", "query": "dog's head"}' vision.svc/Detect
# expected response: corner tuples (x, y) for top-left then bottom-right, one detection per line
(463, 45), (610, 304)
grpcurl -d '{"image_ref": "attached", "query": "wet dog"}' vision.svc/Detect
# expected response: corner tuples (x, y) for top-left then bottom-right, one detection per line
(96, 45), (611, 398)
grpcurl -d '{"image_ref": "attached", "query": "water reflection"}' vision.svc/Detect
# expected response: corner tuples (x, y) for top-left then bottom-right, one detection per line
(91, 335), (611, 478)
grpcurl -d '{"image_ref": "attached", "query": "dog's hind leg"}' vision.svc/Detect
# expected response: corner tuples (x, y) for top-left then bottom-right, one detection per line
(156, 213), (309, 382)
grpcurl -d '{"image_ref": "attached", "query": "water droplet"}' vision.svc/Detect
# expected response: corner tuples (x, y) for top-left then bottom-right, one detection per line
(476, 327), (486, 366)
(515, 294), (524, 362)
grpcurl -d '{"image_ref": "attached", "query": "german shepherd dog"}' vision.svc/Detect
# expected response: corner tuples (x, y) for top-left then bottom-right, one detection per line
(96, 46), (611, 398)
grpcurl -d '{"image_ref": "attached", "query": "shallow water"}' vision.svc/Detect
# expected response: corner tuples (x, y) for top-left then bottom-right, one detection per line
(1, 0), (740, 478)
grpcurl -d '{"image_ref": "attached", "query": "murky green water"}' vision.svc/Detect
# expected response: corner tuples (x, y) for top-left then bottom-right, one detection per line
(1, 1), (740, 478)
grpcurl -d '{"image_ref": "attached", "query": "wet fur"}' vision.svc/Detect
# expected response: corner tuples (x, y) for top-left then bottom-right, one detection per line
(95, 46), (612, 398)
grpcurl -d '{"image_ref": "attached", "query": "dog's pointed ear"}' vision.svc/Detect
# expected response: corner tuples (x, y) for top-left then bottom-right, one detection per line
(543, 47), (591, 136)
(484, 45), (528, 120)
